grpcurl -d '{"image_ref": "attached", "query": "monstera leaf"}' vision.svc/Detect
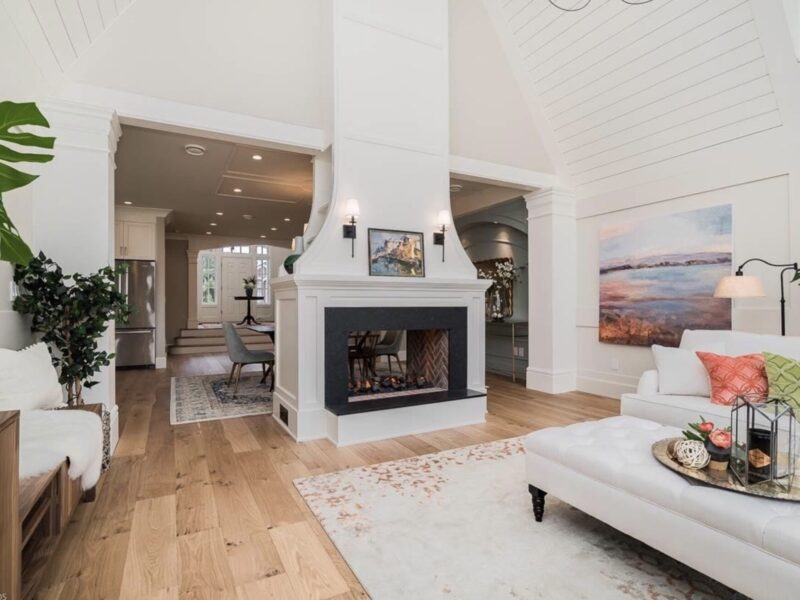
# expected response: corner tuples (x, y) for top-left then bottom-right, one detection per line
(0, 101), (55, 265)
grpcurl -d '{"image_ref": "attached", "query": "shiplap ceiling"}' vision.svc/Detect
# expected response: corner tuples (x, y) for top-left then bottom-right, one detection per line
(7, 0), (137, 72)
(493, 0), (783, 187)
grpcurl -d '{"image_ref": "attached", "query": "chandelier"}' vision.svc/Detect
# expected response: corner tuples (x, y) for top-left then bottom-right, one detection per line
(549, 0), (653, 10)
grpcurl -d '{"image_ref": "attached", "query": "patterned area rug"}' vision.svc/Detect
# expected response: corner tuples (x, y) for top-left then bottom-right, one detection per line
(170, 373), (272, 425)
(295, 438), (745, 600)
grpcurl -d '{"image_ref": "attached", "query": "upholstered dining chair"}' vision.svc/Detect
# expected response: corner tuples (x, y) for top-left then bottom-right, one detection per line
(374, 330), (405, 375)
(223, 323), (275, 394)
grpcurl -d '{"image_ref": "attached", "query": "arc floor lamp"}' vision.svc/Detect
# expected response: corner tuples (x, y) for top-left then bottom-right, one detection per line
(714, 258), (800, 336)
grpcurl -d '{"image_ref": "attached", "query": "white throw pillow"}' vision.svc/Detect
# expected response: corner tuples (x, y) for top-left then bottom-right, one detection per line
(0, 343), (64, 411)
(652, 342), (725, 397)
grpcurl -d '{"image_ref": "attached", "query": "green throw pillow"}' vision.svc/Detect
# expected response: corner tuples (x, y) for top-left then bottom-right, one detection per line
(763, 352), (800, 411)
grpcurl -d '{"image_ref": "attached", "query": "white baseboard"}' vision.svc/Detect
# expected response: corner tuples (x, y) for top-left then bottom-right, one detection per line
(155, 356), (167, 369)
(576, 369), (638, 399)
(109, 404), (120, 452)
(526, 367), (576, 394)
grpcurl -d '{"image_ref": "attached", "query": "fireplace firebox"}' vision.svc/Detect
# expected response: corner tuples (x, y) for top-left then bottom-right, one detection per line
(324, 307), (481, 415)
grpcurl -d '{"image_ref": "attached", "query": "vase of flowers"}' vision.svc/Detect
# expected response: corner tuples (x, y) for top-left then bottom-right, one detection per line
(477, 259), (520, 321)
(683, 416), (732, 473)
(243, 276), (256, 298)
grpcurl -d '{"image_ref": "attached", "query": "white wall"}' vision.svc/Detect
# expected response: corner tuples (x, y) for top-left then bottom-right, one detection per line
(572, 2), (800, 399)
(0, 1), (51, 349)
(62, 0), (328, 130)
(449, 0), (553, 172)
(577, 174), (798, 398)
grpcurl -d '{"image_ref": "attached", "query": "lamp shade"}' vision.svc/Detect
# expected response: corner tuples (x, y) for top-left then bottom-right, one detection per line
(437, 209), (451, 227)
(714, 275), (766, 298)
(345, 198), (360, 218)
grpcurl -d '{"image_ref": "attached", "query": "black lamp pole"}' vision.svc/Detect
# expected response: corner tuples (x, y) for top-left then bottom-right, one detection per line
(736, 258), (799, 336)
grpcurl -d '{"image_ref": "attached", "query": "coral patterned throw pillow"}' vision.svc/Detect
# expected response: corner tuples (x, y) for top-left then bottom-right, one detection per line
(695, 352), (768, 406)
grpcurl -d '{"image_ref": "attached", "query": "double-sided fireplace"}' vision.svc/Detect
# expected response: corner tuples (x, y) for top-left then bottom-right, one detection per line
(324, 307), (481, 415)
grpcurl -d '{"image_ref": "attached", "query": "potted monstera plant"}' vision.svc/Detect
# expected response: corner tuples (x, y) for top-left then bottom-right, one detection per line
(0, 101), (55, 265)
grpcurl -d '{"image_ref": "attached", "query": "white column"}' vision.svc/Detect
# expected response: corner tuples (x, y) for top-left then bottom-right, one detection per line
(187, 249), (199, 329)
(525, 188), (577, 394)
(32, 99), (121, 441)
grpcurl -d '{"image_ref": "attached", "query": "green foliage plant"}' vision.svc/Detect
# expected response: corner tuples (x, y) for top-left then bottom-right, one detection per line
(13, 253), (131, 405)
(0, 101), (55, 265)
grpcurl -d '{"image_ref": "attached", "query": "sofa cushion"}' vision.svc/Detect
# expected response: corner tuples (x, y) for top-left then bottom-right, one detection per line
(681, 329), (800, 361)
(652, 343), (723, 396)
(696, 352), (768, 405)
(763, 352), (800, 410)
(0, 343), (63, 411)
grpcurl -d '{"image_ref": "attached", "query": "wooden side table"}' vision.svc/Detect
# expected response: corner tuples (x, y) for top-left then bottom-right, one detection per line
(0, 411), (20, 600)
(234, 295), (264, 325)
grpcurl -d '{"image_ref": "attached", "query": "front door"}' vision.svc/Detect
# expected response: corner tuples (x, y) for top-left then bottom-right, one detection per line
(221, 256), (253, 322)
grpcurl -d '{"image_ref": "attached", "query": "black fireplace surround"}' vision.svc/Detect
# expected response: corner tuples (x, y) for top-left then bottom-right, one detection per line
(324, 306), (482, 415)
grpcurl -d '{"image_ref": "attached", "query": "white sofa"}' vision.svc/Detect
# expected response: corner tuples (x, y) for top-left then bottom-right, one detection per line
(526, 416), (800, 599)
(621, 329), (800, 429)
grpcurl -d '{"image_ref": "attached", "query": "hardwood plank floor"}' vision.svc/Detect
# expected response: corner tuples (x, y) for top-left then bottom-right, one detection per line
(36, 355), (618, 599)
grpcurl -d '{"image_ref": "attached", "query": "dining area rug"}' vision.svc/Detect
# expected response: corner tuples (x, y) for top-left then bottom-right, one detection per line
(170, 372), (273, 425)
(294, 438), (743, 600)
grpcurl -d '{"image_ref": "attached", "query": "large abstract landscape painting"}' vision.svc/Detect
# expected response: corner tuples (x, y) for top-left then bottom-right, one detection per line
(599, 205), (732, 347)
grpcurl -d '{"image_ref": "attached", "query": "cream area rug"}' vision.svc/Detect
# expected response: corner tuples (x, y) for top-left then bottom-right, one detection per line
(170, 373), (272, 425)
(294, 438), (744, 600)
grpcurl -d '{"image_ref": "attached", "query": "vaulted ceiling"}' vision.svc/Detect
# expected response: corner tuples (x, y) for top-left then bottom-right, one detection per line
(488, 0), (783, 190)
(4, 0), (138, 74)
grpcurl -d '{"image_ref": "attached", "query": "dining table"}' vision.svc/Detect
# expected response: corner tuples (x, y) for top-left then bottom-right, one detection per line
(247, 323), (276, 344)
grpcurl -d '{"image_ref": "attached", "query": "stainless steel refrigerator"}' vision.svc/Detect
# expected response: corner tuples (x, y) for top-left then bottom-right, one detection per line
(116, 259), (156, 367)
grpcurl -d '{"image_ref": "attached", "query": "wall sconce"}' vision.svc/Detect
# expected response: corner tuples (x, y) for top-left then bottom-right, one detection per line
(433, 209), (450, 262)
(342, 198), (360, 258)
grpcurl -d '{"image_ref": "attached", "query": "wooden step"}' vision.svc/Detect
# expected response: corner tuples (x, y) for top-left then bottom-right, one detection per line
(168, 342), (273, 355)
(179, 327), (269, 338)
(174, 336), (267, 347)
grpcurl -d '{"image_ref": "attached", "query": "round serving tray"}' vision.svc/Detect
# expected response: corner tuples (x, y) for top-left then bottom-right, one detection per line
(652, 438), (800, 502)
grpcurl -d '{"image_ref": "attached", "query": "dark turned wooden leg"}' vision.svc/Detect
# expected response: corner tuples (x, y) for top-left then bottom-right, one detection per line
(528, 484), (547, 522)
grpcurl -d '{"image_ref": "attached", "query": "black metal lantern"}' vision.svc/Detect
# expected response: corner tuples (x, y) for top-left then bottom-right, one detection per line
(730, 396), (796, 492)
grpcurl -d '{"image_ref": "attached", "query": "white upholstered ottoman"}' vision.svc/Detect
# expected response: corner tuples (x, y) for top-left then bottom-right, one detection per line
(525, 416), (800, 599)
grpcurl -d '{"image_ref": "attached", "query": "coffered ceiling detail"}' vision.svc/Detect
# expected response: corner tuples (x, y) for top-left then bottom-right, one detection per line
(115, 126), (313, 241)
(488, 0), (782, 188)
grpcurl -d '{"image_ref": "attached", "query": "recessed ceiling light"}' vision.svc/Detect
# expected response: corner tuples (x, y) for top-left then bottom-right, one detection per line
(215, 211), (224, 216)
(243, 214), (253, 220)
(123, 201), (132, 205)
(284, 217), (291, 222)
(270, 227), (277, 231)
(260, 235), (266, 239)
(185, 144), (206, 156)
(210, 222), (217, 226)
(252, 154), (263, 161)
(233, 188), (242, 193)
(206, 231), (212, 235)
(449, 183), (463, 193)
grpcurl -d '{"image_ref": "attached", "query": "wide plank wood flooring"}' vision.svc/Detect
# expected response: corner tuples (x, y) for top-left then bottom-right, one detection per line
(35, 354), (618, 599)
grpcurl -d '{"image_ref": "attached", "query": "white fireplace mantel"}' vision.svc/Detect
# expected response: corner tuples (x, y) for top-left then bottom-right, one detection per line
(272, 275), (489, 444)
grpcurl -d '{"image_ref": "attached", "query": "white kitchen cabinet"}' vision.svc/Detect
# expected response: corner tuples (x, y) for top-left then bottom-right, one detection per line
(116, 220), (156, 260)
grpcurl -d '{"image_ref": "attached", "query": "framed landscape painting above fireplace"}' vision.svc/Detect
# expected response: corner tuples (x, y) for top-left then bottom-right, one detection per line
(599, 204), (732, 347)
(368, 229), (425, 277)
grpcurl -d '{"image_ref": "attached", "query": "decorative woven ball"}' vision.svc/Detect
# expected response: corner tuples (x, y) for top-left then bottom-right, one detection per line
(675, 440), (710, 469)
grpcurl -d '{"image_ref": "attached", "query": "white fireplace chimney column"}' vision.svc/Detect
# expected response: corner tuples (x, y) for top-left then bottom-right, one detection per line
(294, 0), (474, 279)
(271, 0), (489, 443)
